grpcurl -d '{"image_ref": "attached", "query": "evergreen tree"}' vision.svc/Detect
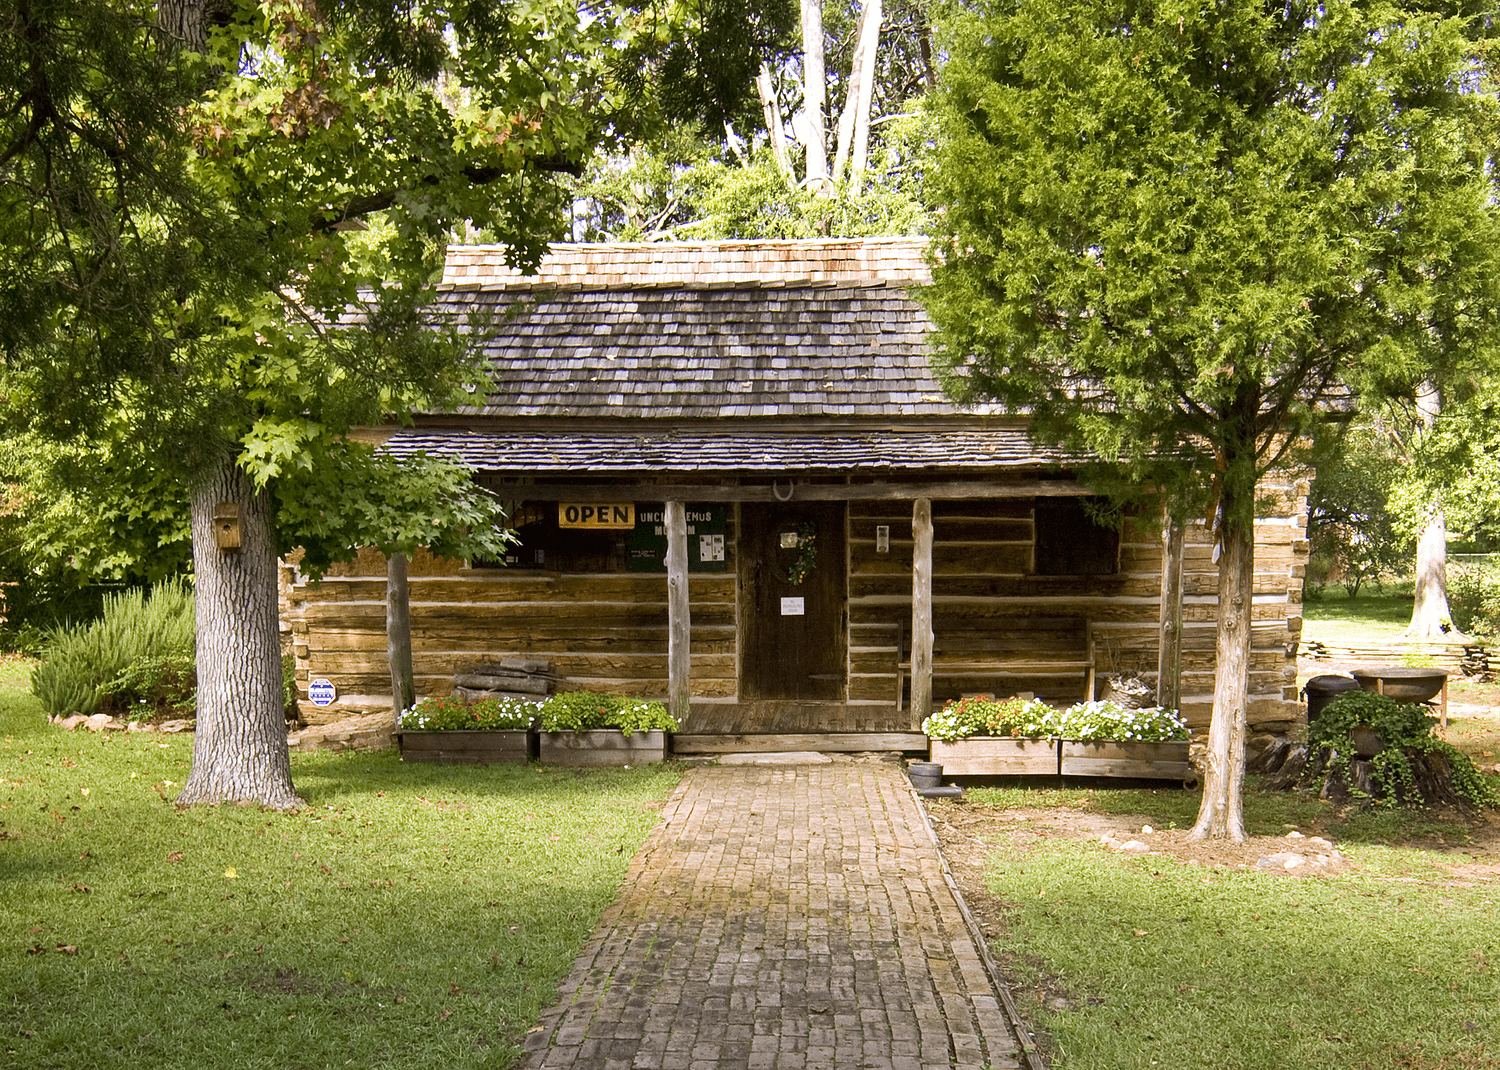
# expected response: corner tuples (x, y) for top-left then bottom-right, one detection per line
(923, 0), (1500, 838)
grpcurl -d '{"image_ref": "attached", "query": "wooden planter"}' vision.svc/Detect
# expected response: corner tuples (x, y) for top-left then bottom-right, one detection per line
(929, 736), (1060, 776)
(1059, 739), (1193, 781)
(538, 729), (670, 767)
(397, 730), (532, 765)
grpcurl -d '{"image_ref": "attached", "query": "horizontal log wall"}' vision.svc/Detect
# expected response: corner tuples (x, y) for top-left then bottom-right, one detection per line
(284, 541), (737, 721)
(847, 472), (1309, 732)
(284, 472), (1309, 733)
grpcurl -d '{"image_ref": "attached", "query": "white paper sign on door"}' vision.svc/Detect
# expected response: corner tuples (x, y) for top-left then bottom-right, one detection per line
(780, 597), (805, 616)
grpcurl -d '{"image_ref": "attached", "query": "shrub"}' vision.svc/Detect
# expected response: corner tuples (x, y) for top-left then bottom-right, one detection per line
(97, 653), (196, 719)
(30, 578), (195, 718)
(1447, 562), (1500, 641)
(537, 691), (678, 735)
(399, 695), (539, 731)
(1311, 691), (1499, 809)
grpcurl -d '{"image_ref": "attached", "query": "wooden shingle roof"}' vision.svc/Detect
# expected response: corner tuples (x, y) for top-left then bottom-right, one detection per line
(396, 238), (1059, 475)
(440, 282), (982, 420)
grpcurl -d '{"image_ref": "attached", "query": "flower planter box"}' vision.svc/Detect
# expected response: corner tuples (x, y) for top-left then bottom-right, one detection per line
(538, 729), (670, 767)
(929, 737), (1061, 776)
(1059, 740), (1192, 780)
(397, 730), (532, 765)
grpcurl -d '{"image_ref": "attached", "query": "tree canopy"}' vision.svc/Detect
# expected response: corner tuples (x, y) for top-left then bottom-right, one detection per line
(923, 0), (1500, 838)
(1, 0), (786, 806)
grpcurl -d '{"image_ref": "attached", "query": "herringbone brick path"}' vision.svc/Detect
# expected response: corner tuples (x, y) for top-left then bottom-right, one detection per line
(520, 762), (1027, 1070)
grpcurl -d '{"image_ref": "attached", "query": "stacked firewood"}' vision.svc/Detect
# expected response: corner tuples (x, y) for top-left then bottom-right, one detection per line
(451, 657), (557, 703)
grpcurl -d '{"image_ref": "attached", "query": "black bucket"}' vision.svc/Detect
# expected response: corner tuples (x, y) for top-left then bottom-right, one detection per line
(908, 762), (943, 789)
(1303, 674), (1361, 723)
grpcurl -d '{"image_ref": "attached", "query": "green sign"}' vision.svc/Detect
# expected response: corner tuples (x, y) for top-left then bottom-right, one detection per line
(626, 504), (728, 572)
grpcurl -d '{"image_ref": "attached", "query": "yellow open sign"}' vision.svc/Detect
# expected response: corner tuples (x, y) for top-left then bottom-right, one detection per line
(559, 503), (636, 530)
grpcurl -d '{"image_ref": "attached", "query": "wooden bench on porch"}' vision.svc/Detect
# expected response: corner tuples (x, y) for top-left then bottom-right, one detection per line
(896, 616), (1098, 711)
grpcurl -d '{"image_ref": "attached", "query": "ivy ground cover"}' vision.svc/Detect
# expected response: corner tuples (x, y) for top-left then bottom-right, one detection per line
(0, 658), (679, 1070)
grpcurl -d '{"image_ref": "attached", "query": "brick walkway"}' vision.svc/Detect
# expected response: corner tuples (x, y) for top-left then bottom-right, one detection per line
(519, 761), (1033, 1070)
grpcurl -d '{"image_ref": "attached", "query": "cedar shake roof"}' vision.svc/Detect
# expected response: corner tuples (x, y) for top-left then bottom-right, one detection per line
(438, 283), (981, 420)
(395, 238), (1062, 474)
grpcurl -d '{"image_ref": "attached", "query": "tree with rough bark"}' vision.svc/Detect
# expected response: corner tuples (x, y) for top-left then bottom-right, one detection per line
(2, 0), (778, 807)
(922, 0), (1500, 840)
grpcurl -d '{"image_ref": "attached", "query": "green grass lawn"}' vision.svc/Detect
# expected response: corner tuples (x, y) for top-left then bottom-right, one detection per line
(1301, 586), (1416, 646)
(958, 586), (1500, 1069)
(0, 657), (680, 1070)
(963, 784), (1500, 1070)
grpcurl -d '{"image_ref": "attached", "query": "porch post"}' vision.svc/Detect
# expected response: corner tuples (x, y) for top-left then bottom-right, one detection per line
(1157, 511), (1185, 711)
(911, 497), (934, 722)
(665, 500), (692, 728)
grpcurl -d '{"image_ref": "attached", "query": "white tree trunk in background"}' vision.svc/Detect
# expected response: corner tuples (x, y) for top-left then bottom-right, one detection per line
(176, 456), (303, 809)
(832, 0), (879, 184)
(1405, 383), (1468, 641)
(801, 0), (828, 191)
(756, 65), (794, 182)
(848, 0), (882, 189)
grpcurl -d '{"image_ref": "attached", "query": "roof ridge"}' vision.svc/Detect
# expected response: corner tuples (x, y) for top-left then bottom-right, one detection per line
(441, 238), (932, 290)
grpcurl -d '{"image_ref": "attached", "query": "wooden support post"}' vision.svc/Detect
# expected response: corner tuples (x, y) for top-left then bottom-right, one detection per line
(911, 498), (934, 723)
(1157, 513), (1185, 711)
(665, 501), (692, 729)
(387, 551), (415, 721)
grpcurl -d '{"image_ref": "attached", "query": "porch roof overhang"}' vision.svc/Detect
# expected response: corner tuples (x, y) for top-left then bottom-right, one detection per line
(379, 424), (1070, 475)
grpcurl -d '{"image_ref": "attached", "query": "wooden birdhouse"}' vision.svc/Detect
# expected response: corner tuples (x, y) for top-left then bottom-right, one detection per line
(213, 503), (242, 552)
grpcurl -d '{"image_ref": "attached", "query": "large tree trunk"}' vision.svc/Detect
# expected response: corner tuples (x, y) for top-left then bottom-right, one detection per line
(387, 551), (415, 720)
(1405, 383), (1468, 641)
(1189, 494), (1252, 842)
(800, 0), (828, 192)
(176, 456), (303, 809)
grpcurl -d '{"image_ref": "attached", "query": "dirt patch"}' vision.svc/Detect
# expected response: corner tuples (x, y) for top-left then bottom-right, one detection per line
(926, 795), (1500, 908)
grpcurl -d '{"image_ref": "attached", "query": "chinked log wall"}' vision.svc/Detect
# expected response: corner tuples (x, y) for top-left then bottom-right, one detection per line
(283, 543), (738, 723)
(284, 473), (1308, 733)
(845, 473), (1307, 734)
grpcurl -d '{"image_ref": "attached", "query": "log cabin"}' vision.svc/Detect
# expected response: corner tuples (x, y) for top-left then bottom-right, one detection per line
(281, 237), (1309, 753)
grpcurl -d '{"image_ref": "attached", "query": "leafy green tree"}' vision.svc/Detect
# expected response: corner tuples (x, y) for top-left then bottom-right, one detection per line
(1, 0), (780, 807)
(923, 0), (1500, 839)
(570, 0), (938, 241)
(1306, 426), (1407, 598)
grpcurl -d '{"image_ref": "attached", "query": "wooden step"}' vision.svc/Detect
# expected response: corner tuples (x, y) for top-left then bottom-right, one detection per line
(672, 732), (928, 755)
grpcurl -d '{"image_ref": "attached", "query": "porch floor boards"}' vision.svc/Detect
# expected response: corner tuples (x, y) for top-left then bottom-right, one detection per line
(682, 701), (920, 735)
(675, 701), (928, 755)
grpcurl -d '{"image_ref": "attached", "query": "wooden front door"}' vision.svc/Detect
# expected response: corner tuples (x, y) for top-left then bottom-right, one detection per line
(739, 502), (847, 701)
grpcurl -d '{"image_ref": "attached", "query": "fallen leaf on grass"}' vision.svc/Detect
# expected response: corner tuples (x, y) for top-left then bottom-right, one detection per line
(55, 945), (77, 954)
(167, 851), (184, 863)
(440, 1009), (452, 1021)
(224, 868), (238, 879)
